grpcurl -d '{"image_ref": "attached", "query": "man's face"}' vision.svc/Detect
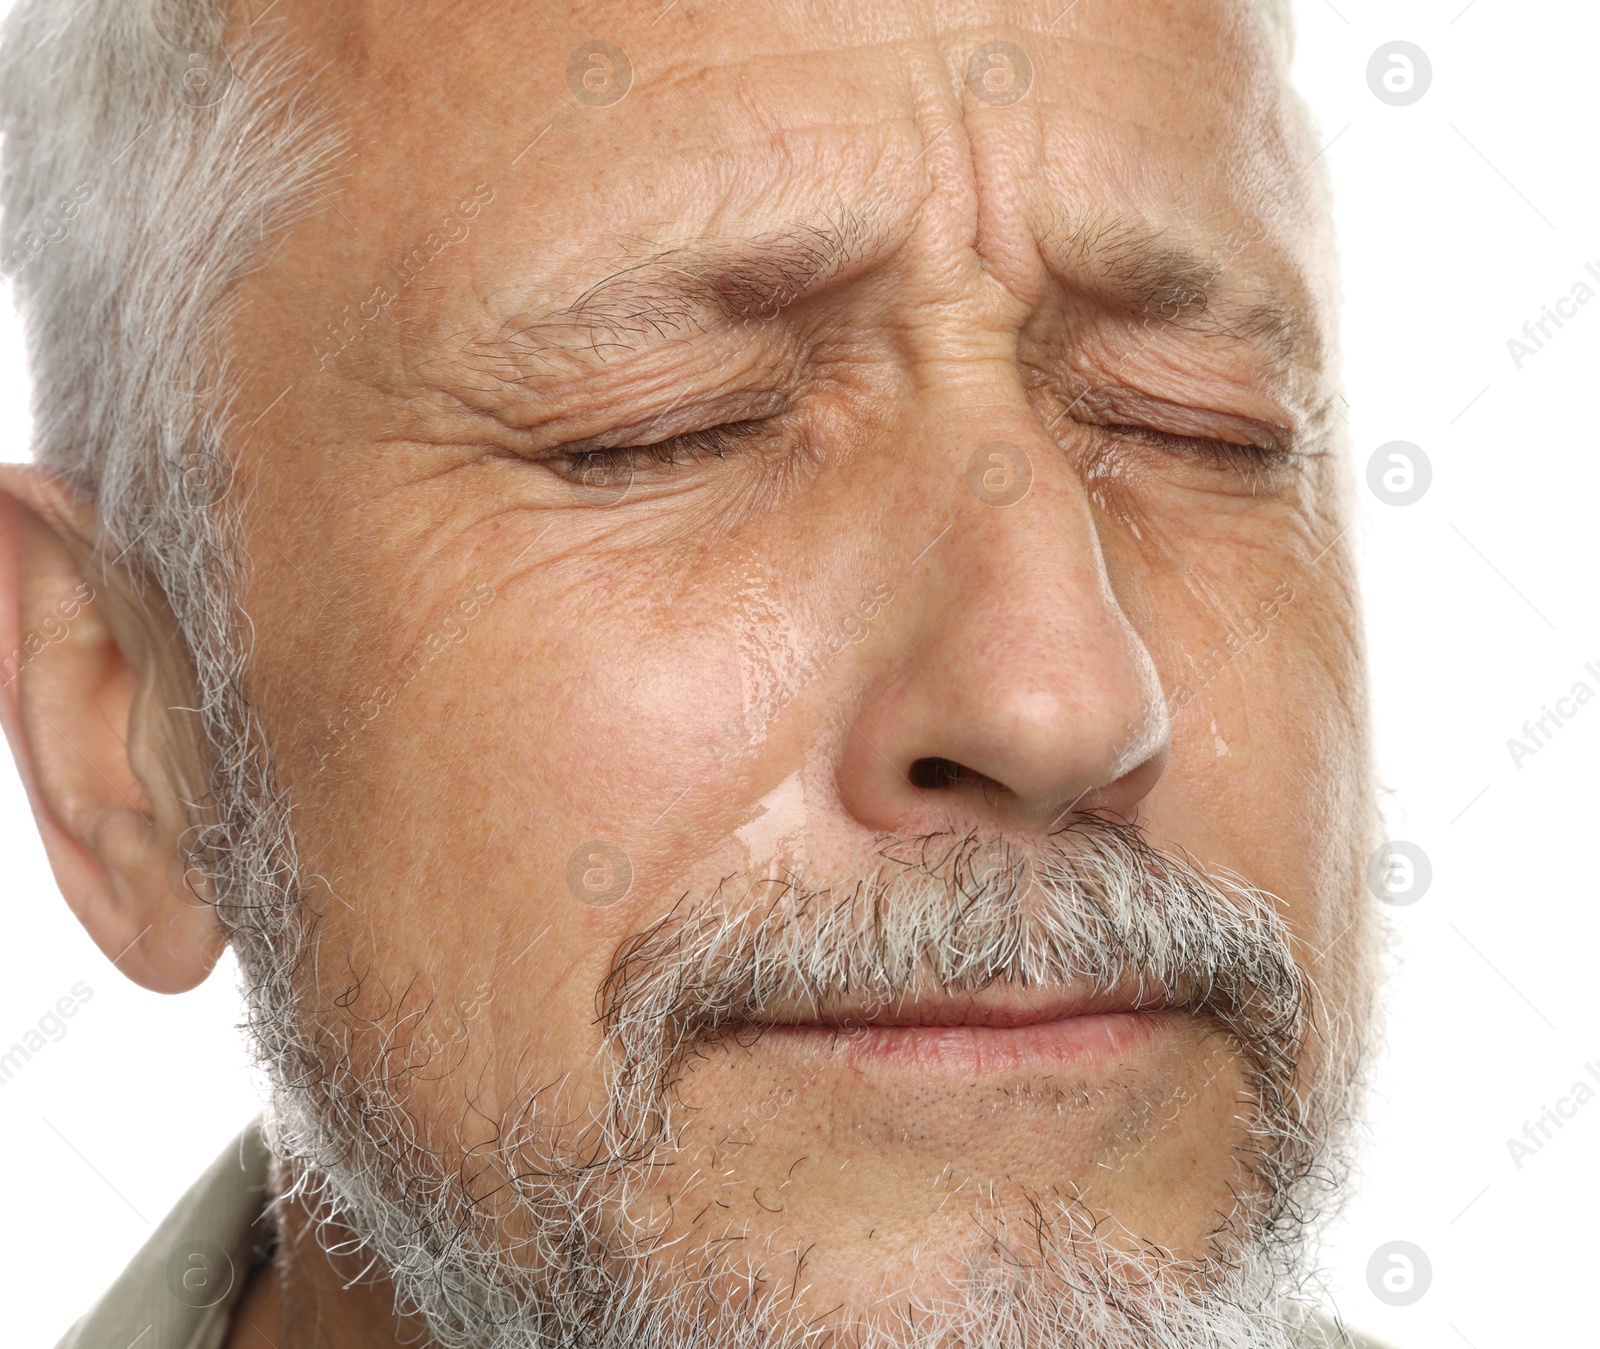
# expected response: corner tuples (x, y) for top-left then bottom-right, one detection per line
(221, 0), (1371, 1336)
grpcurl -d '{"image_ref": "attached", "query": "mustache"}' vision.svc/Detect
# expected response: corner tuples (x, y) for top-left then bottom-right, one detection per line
(253, 816), (1349, 1349)
(597, 816), (1311, 1164)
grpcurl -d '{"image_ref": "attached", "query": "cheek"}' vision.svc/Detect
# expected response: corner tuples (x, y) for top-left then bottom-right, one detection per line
(277, 564), (830, 1138)
(539, 573), (788, 796)
(1155, 595), (1369, 956)
(279, 564), (771, 940)
(1119, 518), (1368, 942)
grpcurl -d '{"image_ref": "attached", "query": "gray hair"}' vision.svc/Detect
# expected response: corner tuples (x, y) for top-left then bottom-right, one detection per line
(0, 0), (345, 565)
(0, 0), (347, 1058)
(268, 821), (1361, 1349)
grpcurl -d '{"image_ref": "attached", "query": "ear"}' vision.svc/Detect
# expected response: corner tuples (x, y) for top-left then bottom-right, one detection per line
(0, 464), (226, 993)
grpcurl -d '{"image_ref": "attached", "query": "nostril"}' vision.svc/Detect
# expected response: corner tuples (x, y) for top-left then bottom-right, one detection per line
(908, 756), (1004, 795)
(908, 757), (960, 790)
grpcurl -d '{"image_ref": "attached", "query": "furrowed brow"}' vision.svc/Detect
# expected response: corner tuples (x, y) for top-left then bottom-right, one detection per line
(1051, 211), (1313, 368)
(456, 211), (880, 385)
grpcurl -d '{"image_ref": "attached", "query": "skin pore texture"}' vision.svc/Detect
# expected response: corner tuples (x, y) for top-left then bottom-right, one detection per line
(0, 0), (1381, 1346)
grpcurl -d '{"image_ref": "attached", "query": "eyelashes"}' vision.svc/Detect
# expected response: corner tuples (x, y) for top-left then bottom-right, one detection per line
(1091, 423), (1297, 473)
(539, 413), (1300, 492)
(550, 418), (771, 483)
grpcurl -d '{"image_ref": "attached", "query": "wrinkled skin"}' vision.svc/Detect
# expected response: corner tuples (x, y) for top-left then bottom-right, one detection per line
(0, 0), (1373, 1344)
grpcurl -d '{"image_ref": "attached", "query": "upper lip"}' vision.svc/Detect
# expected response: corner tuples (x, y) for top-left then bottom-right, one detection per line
(747, 985), (1177, 1031)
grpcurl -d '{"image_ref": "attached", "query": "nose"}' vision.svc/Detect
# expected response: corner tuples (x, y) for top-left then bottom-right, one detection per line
(835, 437), (1169, 837)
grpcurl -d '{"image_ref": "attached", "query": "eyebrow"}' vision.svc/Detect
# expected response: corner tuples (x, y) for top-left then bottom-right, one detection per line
(445, 205), (1310, 388)
(1051, 211), (1310, 367)
(456, 210), (882, 381)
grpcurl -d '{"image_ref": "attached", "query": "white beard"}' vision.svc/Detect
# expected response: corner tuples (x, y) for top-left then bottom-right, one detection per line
(236, 824), (1370, 1349)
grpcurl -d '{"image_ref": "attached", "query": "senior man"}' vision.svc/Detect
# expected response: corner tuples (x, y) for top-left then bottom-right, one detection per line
(0, 0), (1388, 1345)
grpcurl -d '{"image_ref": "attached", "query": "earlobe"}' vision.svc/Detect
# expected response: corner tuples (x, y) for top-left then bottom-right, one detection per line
(0, 465), (227, 994)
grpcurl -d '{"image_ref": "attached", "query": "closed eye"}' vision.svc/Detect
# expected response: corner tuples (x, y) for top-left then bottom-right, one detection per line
(550, 418), (771, 483)
(1099, 422), (1297, 473)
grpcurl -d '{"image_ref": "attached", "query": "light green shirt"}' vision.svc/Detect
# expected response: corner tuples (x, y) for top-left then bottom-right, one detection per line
(55, 1121), (1392, 1349)
(56, 1124), (272, 1349)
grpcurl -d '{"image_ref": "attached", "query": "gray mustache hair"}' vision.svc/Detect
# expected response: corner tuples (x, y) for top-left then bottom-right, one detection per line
(598, 817), (1312, 1184)
(258, 816), (1340, 1349)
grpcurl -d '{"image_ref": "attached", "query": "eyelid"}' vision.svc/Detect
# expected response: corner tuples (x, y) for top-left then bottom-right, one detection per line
(1097, 422), (1295, 470)
(566, 417), (760, 456)
(1061, 383), (1297, 455)
(534, 389), (789, 461)
(631, 419), (769, 460)
(1090, 414), (1294, 459)
(538, 415), (777, 484)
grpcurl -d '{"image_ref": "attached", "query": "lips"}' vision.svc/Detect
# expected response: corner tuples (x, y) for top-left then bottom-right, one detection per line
(748, 983), (1174, 1030)
(741, 986), (1187, 1076)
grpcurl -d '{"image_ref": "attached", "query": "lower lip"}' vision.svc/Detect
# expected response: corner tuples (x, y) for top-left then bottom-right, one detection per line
(755, 1010), (1181, 1077)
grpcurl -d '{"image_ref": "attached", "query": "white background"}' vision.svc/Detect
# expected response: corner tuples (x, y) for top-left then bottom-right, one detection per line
(2, 1), (1596, 1345)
